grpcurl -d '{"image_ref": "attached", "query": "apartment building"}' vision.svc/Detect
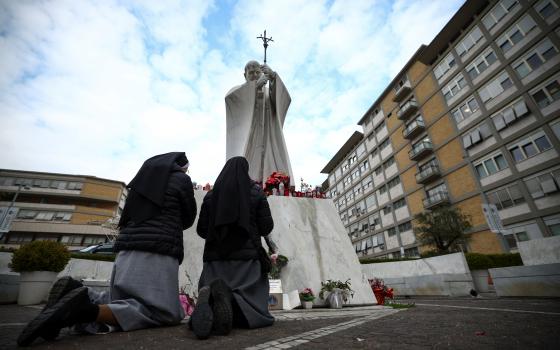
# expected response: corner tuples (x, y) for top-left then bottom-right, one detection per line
(0, 169), (127, 248)
(321, 0), (560, 259)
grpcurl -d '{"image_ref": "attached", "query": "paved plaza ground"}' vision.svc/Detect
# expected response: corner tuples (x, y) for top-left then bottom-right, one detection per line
(1, 296), (559, 349)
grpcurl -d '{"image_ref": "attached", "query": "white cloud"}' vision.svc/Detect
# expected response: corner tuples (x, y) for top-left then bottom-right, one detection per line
(0, 0), (464, 189)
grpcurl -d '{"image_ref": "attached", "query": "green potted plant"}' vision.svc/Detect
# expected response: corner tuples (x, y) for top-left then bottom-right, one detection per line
(299, 288), (316, 309)
(319, 278), (354, 308)
(10, 241), (71, 305)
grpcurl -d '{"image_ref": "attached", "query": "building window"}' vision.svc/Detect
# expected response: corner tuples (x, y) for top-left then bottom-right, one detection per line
(387, 227), (397, 236)
(487, 183), (525, 210)
(478, 70), (514, 104)
(359, 160), (369, 173)
(551, 119), (560, 140)
(362, 177), (373, 191)
(442, 73), (467, 101)
(83, 236), (106, 245)
(398, 221), (412, 232)
(505, 234), (518, 249)
(463, 122), (492, 149)
(455, 26), (484, 57)
(508, 131), (553, 162)
(374, 121), (386, 135)
(419, 158), (438, 172)
(474, 153), (508, 179)
(496, 14), (538, 53)
(352, 169), (360, 181)
(482, 0), (520, 31)
(466, 47), (498, 80)
(383, 157), (395, 169)
(534, 0), (559, 21)
(7, 233), (34, 244)
(492, 98), (529, 131)
(382, 205), (392, 215)
(426, 183), (448, 201)
(531, 77), (560, 108)
(53, 212), (72, 221)
(387, 177), (401, 189)
(524, 168), (560, 199)
(452, 95), (480, 124)
(35, 212), (55, 221)
(365, 193), (376, 209)
(353, 184), (363, 198)
(544, 215), (560, 236)
(374, 166), (383, 176)
(61, 235), (83, 245)
(393, 198), (406, 209)
(356, 143), (366, 158)
(17, 210), (37, 219)
(369, 213), (380, 229)
(512, 38), (558, 79)
(0, 177), (15, 186)
(379, 185), (387, 194)
(434, 52), (456, 80)
(379, 138), (391, 151)
(404, 247), (420, 258)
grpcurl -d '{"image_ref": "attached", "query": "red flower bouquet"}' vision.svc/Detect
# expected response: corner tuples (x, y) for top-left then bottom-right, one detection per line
(368, 278), (394, 305)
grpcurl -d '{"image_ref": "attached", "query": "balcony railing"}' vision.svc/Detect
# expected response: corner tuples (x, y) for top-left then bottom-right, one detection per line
(409, 141), (433, 161)
(393, 80), (412, 102)
(397, 100), (419, 120)
(403, 118), (425, 139)
(415, 165), (441, 184)
(423, 191), (450, 209)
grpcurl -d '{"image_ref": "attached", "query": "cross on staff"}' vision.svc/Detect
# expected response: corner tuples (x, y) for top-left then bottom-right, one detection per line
(256, 30), (273, 63)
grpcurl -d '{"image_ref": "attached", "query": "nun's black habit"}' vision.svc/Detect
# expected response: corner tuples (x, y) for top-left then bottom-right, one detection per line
(82, 152), (197, 333)
(196, 157), (274, 329)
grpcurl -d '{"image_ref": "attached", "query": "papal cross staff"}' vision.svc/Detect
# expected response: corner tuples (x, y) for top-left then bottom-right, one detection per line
(256, 30), (273, 63)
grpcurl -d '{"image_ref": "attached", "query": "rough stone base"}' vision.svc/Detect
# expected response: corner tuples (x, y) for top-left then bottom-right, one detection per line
(180, 191), (374, 305)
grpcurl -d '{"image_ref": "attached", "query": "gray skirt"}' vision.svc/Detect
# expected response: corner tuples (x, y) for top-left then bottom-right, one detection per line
(83, 250), (184, 333)
(199, 259), (274, 329)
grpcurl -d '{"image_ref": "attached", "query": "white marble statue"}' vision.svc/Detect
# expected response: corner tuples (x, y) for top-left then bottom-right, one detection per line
(225, 60), (294, 186)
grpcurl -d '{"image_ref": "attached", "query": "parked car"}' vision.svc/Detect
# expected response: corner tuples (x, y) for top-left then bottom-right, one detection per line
(74, 242), (115, 255)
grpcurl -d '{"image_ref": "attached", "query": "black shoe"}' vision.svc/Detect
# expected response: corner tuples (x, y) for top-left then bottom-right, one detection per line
(190, 286), (213, 340)
(210, 279), (233, 336)
(45, 277), (83, 309)
(17, 287), (91, 347)
(40, 277), (84, 341)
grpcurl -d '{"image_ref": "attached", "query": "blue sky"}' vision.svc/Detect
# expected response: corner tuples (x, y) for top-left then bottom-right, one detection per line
(0, 0), (465, 187)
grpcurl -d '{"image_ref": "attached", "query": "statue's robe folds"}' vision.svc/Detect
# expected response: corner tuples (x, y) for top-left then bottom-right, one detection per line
(225, 77), (294, 186)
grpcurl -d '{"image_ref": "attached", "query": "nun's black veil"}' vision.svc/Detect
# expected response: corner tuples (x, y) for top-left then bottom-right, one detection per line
(209, 156), (252, 241)
(118, 152), (188, 227)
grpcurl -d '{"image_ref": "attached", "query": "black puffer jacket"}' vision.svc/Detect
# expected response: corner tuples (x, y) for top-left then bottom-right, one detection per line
(197, 183), (273, 261)
(115, 169), (197, 263)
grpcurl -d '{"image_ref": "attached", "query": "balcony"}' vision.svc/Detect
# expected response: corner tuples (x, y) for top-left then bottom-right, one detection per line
(415, 165), (441, 184)
(397, 100), (419, 120)
(409, 141), (433, 161)
(403, 118), (425, 139)
(423, 191), (450, 209)
(392, 80), (412, 102)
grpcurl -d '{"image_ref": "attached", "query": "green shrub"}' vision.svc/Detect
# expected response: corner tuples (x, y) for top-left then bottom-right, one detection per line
(360, 257), (419, 264)
(420, 250), (458, 259)
(465, 252), (522, 270)
(70, 252), (116, 262)
(10, 241), (71, 273)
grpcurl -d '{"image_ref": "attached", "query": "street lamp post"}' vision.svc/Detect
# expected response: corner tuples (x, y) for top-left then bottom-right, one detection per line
(0, 184), (30, 238)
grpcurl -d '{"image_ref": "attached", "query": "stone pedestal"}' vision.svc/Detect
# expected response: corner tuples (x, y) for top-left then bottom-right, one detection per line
(180, 191), (374, 305)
